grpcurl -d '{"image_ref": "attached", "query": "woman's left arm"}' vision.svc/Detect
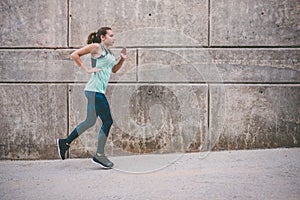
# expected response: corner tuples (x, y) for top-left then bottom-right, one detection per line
(112, 47), (126, 73)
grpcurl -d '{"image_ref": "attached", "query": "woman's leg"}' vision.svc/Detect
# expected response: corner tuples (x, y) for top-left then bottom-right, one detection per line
(94, 92), (113, 155)
(66, 91), (97, 144)
(57, 91), (97, 160)
(91, 93), (114, 168)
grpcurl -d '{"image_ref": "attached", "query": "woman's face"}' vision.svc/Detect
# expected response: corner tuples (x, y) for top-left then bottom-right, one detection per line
(102, 30), (115, 47)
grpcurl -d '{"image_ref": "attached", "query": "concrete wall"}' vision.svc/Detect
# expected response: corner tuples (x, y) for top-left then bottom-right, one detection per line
(0, 0), (299, 159)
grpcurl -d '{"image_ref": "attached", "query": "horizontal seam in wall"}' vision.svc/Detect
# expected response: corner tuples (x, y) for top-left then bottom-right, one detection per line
(0, 46), (300, 50)
(1, 82), (299, 85)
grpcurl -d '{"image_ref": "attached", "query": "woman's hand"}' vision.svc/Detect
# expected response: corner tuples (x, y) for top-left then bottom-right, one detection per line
(112, 47), (127, 73)
(120, 47), (127, 60)
(86, 67), (101, 74)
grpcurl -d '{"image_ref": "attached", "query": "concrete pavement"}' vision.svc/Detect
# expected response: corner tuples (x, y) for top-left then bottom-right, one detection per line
(1, 148), (299, 200)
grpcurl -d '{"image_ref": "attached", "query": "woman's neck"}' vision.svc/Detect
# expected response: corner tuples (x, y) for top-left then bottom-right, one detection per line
(101, 43), (110, 50)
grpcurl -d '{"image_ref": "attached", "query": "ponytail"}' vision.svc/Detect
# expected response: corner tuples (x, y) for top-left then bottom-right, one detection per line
(86, 27), (112, 44)
(87, 32), (101, 44)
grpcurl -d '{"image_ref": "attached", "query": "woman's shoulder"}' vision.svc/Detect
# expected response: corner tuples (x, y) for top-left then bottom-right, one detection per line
(89, 43), (102, 56)
(88, 43), (100, 49)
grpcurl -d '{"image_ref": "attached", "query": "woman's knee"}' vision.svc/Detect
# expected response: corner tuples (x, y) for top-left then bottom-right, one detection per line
(102, 117), (113, 129)
(85, 117), (97, 128)
(105, 118), (113, 127)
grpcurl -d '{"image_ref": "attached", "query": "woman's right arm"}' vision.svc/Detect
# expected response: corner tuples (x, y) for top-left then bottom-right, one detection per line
(70, 43), (101, 74)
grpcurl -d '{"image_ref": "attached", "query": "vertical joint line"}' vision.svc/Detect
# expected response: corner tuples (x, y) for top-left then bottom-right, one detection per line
(207, 84), (211, 149)
(208, 0), (211, 47)
(207, 84), (210, 130)
(67, 0), (70, 47)
(207, 84), (210, 143)
(67, 84), (70, 134)
(136, 49), (139, 82)
(66, 84), (70, 158)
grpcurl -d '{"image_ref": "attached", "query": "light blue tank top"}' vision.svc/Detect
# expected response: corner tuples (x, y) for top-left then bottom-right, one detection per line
(84, 44), (116, 94)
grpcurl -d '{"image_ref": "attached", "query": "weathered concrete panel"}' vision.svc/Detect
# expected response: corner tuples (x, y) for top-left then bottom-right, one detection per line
(138, 48), (300, 83)
(0, 84), (68, 159)
(0, 50), (76, 82)
(0, 0), (68, 47)
(138, 49), (203, 83)
(205, 48), (300, 83)
(211, 0), (300, 46)
(210, 84), (300, 150)
(68, 84), (208, 158)
(0, 49), (136, 82)
(70, 0), (208, 47)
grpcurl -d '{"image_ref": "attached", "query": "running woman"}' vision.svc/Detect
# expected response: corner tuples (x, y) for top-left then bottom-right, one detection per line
(57, 27), (126, 168)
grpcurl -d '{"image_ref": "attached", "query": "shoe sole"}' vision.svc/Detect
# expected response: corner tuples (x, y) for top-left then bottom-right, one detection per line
(56, 139), (64, 160)
(91, 158), (113, 169)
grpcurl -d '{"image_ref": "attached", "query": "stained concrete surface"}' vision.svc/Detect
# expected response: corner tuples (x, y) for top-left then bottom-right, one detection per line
(69, 0), (208, 47)
(211, 0), (300, 46)
(0, 0), (67, 47)
(1, 148), (299, 200)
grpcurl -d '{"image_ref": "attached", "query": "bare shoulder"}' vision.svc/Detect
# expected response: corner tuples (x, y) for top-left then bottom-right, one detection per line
(89, 43), (100, 48)
(89, 43), (101, 51)
(90, 43), (102, 57)
(72, 43), (101, 57)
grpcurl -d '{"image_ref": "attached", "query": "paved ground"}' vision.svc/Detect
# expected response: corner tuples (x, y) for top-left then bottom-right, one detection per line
(0, 148), (299, 200)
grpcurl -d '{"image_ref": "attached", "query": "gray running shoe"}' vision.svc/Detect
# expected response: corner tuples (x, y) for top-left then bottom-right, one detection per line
(92, 154), (114, 168)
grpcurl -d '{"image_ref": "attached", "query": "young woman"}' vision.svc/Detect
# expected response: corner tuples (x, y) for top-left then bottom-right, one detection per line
(57, 27), (126, 168)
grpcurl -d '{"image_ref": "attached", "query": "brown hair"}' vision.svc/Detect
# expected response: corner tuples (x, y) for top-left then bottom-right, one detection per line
(87, 27), (112, 44)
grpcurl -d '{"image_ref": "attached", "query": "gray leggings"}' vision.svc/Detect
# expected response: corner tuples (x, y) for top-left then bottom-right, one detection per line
(75, 91), (113, 154)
